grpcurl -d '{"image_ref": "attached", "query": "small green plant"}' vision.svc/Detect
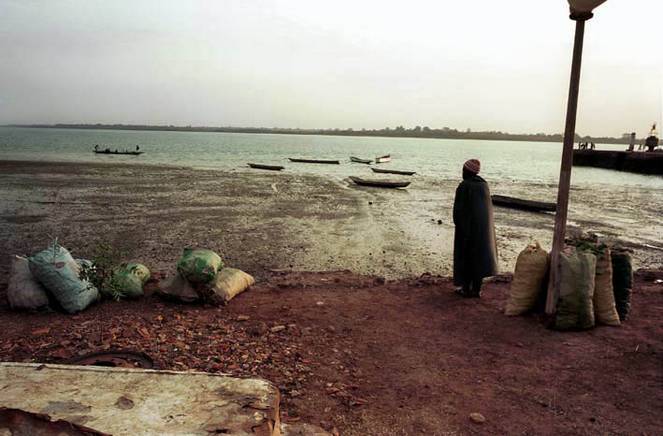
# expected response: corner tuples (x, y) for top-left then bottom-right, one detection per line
(79, 242), (127, 300)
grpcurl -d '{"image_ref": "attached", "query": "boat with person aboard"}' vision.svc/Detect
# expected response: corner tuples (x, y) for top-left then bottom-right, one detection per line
(94, 145), (143, 156)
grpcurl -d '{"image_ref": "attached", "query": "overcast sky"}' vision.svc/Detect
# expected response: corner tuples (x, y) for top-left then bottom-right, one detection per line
(1, 0), (661, 137)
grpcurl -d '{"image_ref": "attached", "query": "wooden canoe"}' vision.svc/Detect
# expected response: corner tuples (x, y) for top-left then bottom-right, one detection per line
(289, 158), (340, 164)
(371, 168), (416, 176)
(248, 163), (284, 171)
(94, 150), (143, 155)
(491, 195), (556, 213)
(349, 176), (410, 189)
(375, 155), (391, 163)
(350, 156), (372, 164)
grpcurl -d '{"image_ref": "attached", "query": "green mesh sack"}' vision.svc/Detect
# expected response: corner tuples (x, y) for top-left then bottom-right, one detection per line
(104, 263), (151, 299)
(29, 243), (99, 313)
(176, 249), (223, 284)
(554, 248), (596, 331)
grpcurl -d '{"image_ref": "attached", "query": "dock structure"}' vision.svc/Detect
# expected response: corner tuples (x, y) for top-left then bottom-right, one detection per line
(573, 150), (663, 175)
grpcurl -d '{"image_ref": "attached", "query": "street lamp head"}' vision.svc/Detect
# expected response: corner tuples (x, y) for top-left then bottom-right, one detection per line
(568, 0), (607, 20)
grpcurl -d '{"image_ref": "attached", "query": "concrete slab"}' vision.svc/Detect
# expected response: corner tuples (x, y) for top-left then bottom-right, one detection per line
(0, 362), (280, 435)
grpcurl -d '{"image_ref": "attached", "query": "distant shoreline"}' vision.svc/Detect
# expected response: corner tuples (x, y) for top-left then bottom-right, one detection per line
(3, 123), (633, 145)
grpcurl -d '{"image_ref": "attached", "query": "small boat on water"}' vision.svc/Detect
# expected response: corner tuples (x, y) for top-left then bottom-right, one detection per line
(93, 145), (143, 156)
(375, 154), (391, 164)
(94, 150), (143, 156)
(491, 195), (556, 213)
(289, 158), (340, 164)
(248, 163), (284, 171)
(349, 176), (410, 189)
(371, 167), (416, 176)
(350, 156), (372, 164)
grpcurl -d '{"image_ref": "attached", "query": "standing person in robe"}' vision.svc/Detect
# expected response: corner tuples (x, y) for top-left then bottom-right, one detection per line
(452, 159), (498, 298)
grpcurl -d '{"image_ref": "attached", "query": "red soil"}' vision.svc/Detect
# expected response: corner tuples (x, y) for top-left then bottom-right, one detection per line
(1, 270), (661, 435)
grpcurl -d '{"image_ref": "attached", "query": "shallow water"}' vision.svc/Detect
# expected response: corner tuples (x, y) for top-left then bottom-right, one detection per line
(1, 126), (661, 188)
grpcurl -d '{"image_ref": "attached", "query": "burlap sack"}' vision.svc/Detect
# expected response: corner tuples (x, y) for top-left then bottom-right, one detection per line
(157, 274), (199, 303)
(203, 268), (255, 304)
(593, 248), (620, 326)
(505, 242), (549, 316)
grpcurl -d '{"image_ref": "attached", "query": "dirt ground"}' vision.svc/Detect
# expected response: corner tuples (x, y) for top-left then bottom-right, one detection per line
(0, 160), (662, 435)
(0, 270), (661, 435)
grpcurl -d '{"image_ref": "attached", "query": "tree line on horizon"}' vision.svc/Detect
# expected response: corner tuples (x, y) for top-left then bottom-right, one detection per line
(14, 123), (634, 144)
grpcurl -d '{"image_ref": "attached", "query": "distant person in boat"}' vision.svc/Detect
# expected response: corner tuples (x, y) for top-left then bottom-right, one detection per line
(452, 159), (498, 298)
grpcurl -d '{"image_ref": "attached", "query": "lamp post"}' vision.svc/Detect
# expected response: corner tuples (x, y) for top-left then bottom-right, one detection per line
(545, 0), (608, 315)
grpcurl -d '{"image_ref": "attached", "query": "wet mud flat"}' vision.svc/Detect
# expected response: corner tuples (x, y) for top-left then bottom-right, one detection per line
(0, 160), (661, 283)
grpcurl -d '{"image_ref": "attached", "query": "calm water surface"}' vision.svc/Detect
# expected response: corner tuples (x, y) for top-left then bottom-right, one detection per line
(1, 126), (661, 189)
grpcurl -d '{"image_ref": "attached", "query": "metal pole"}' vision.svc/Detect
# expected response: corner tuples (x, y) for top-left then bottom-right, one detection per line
(545, 18), (587, 315)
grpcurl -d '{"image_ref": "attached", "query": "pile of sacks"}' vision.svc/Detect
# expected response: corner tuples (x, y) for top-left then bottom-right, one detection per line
(504, 240), (632, 330)
(158, 248), (254, 305)
(7, 242), (151, 313)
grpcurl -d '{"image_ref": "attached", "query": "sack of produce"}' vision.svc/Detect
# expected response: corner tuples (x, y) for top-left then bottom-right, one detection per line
(554, 247), (596, 331)
(29, 243), (99, 314)
(7, 255), (50, 310)
(104, 263), (151, 299)
(157, 274), (200, 303)
(176, 249), (223, 284)
(125, 263), (151, 284)
(611, 249), (633, 321)
(202, 268), (255, 304)
(593, 248), (620, 326)
(505, 242), (549, 316)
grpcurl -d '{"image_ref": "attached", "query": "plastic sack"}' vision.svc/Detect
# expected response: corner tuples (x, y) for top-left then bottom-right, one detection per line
(157, 274), (199, 303)
(611, 249), (633, 321)
(176, 249), (223, 284)
(202, 268), (255, 304)
(593, 248), (620, 326)
(29, 244), (99, 314)
(554, 248), (596, 331)
(125, 263), (150, 284)
(505, 242), (549, 316)
(104, 263), (151, 299)
(7, 255), (50, 310)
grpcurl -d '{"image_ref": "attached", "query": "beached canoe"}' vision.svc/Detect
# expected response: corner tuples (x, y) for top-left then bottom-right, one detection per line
(350, 156), (372, 164)
(375, 154), (391, 163)
(289, 158), (340, 164)
(491, 195), (556, 213)
(248, 163), (285, 171)
(371, 167), (416, 176)
(349, 176), (410, 189)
